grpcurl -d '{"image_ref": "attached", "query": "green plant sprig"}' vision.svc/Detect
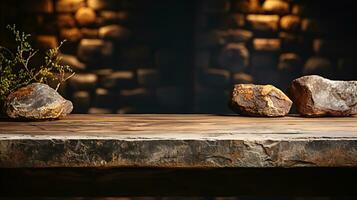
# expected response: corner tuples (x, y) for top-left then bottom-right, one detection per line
(0, 25), (75, 103)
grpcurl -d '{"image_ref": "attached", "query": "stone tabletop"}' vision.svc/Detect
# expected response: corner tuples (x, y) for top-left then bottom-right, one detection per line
(0, 114), (356, 168)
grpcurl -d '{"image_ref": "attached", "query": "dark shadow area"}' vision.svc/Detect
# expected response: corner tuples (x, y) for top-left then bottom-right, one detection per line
(1, 168), (357, 197)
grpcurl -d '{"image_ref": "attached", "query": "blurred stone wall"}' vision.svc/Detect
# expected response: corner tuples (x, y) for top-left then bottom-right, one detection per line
(0, 0), (356, 114)
(194, 0), (357, 113)
(0, 0), (195, 114)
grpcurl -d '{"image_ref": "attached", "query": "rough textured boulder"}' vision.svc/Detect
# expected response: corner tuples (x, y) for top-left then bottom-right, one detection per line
(230, 84), (292, 117)
(5, 83), (73, 119)
(291, 75), (357, 117)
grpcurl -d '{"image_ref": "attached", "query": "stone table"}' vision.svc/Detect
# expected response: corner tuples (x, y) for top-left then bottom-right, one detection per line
(0, 114), (357, 197)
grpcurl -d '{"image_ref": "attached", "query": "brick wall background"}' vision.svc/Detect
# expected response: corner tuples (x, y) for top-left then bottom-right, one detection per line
(1, 0), (356, 114)
(0, 0), (195, 114)
(194, 0), (357, 113)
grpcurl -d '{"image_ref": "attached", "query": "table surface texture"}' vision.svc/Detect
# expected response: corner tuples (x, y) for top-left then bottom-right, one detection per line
(0, 114), (356, 168)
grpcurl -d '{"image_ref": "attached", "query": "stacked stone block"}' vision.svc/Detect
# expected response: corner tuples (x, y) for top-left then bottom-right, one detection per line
(56, 0), (142, 114)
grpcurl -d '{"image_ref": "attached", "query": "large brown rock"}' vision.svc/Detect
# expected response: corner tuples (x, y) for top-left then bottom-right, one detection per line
(291, 75), (357, 117)
(5, 83), (73, 119)
(230, 84), (292, 117)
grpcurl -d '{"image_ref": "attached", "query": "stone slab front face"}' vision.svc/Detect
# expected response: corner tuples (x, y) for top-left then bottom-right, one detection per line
(1, 114), (356, 168)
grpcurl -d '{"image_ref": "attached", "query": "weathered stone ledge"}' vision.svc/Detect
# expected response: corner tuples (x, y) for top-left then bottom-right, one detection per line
(0, 114), (356, 168)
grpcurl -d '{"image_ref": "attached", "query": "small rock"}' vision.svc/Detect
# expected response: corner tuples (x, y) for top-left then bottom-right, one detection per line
(5, 83), (73, 119)
(291, 75), (357, 117)
(230, 84), (292, 117)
